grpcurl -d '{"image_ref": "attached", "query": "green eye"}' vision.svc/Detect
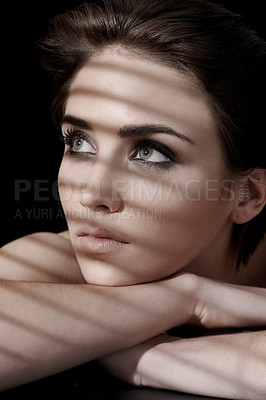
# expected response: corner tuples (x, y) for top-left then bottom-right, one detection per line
(73, 138), (85, 151)
(134, 147), (169, 163)
(62, 128), (96, 156)
(71, 136), (96, 154)
(139, 148), (154, 160)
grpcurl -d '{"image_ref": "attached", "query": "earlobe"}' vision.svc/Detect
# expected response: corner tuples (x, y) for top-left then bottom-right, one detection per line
(230, 168), (266, 225)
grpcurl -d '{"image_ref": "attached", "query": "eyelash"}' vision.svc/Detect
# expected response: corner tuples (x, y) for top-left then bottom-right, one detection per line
(61, 128), (179, 170)
(131, 140), (178, 170)
(61, 128), (95, 155)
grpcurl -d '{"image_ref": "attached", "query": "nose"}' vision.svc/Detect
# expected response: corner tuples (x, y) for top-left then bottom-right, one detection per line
(80, 159), (123, 214)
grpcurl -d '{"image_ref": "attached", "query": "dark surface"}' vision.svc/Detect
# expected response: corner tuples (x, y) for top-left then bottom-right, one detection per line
(1, 360), (224, 400)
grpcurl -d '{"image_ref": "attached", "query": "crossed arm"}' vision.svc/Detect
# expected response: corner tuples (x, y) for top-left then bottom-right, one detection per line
(99, 280), (266, 400)
(0, 232), (266, 398)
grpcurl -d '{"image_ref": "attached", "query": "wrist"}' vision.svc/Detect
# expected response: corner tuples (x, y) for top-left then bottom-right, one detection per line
(136, 334), (180, 389)
(158, 272), (201, 327)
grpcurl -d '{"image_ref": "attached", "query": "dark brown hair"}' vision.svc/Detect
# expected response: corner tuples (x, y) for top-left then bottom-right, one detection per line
(40, 0), (266, 268)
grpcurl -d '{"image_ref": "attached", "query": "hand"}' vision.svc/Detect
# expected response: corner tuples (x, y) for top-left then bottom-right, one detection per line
(155, 273), (266, 329)
(99, 276), (266, 399)
(99, 275), (266, 385)
(194, 277), (266, 329)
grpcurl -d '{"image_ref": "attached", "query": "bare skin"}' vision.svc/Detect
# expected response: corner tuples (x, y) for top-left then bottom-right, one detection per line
(0, 233), (199, 390)
(0, 231), (265, 397)
(58, 49), (266, 288)
(1, 49), (265, 397)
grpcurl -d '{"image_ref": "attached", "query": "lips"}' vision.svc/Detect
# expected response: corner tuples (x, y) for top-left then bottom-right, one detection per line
(77, 226), (129, 254)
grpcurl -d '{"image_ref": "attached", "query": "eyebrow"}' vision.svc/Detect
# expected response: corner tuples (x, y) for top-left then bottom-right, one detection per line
(61, 115), (195, 145)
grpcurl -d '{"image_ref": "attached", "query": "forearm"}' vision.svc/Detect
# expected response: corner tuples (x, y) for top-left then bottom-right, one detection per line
(99, 276), (266, 398)
(0, 274), (196, 391)
(137, 331), (266, 400)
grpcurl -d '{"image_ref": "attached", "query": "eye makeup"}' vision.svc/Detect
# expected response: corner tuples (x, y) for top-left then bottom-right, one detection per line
(61, 127), (180, 170)
(130, 140), (179, 170)
(61, 127), (96, 156)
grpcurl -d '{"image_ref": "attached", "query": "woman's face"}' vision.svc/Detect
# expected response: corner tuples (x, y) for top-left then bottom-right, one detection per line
(58, 49), (236, 286)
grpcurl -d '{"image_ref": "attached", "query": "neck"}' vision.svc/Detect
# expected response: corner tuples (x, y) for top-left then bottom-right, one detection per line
(235, 238), (266, 288)
(182, 225), (266, 288)
(181, 221), (238, 284)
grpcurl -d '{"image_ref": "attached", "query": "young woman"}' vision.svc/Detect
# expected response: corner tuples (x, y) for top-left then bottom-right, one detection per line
(1, 0), (265, 398)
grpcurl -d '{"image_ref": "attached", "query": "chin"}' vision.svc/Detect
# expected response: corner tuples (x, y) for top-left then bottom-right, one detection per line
(79, 265), (147, 287)
(82, 275), (143, 287)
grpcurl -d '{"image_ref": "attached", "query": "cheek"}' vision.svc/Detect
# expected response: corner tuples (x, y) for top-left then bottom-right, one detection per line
(129, 174), (231, 260)
(58, 159), (84, 213)
(58, 161), (71, 206)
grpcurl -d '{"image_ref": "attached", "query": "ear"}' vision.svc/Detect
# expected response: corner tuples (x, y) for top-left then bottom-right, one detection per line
(230, 168), (266, 224)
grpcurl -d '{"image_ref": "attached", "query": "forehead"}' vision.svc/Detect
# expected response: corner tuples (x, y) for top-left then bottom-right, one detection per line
(66, 48), (217, 143)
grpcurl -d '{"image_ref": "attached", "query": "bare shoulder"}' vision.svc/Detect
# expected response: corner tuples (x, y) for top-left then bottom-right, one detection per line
(58, 230), (71, 239)
(0, 232), (85, 283)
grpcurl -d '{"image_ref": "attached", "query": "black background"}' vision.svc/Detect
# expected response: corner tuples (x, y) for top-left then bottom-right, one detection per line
(1, 1), (265, 397)
(1, 0), (266, 247)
